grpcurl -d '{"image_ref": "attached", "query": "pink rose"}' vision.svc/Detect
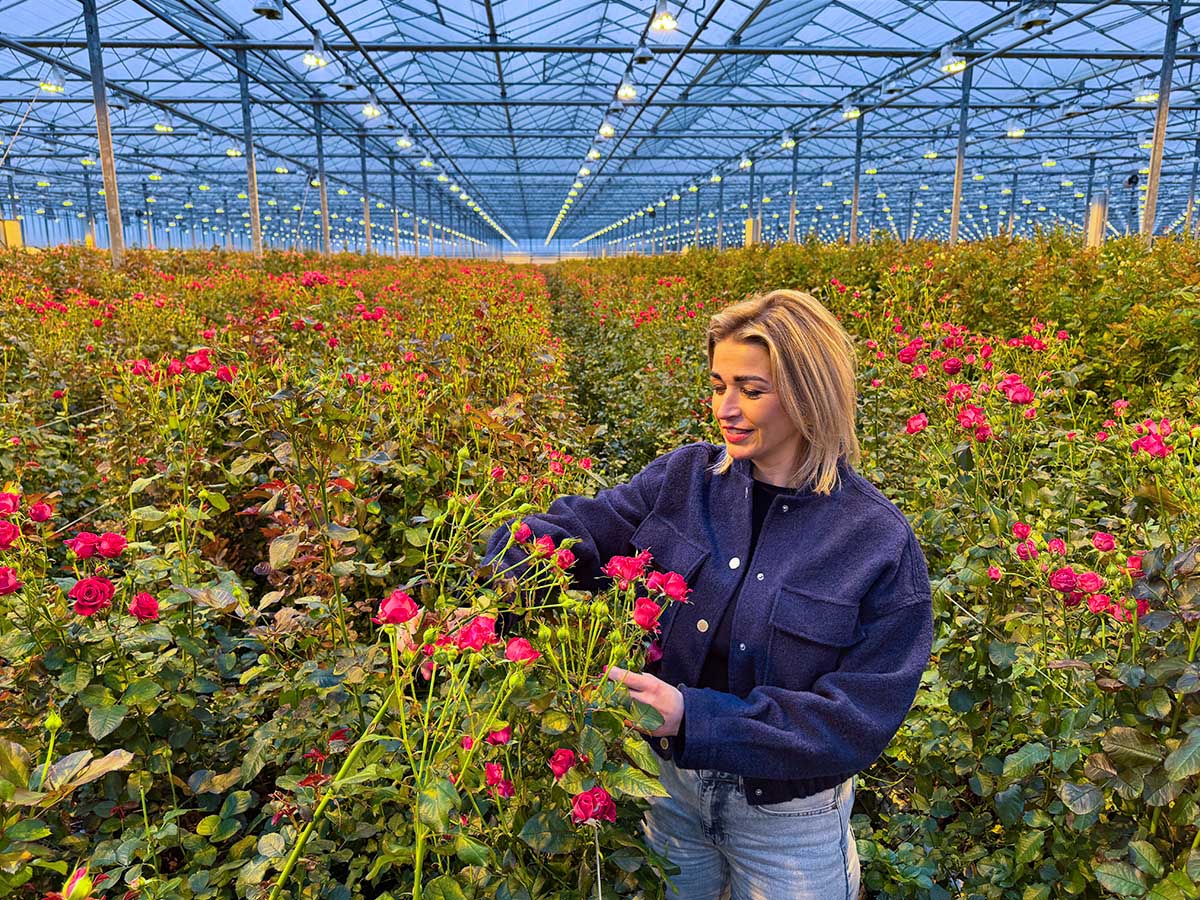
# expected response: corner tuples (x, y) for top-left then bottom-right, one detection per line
(1048, 567), (1077, 593)
(987, 566), (1002, 582)
(129, 591), (160, 623)
(549, 748), (576, 780)
(906, 413), (928, 434)
(0, 567), (22, 596)
(461, 735), (474, 750)
(484, 762), (504, 786)
(0, 493), (20, 516)
(1077, 571), (1104, 593)
(1087, 594), (1113, 614)
(28, 502), (52, 523)
(601, 551), (652, 591)
(646, 639), (663, 664)
(531, 535), (556, 558)
(216, 364), (238, 384)
(485, 725), (512, 746)
(68, 576), (115, 616)
(1092, 532), (1116, 552)
(373, 589), (419, 625)
(633, 596), (662, 631)
(456, 615), (499, 652)
(504, 637), (541, 664)
(1005, 384), (1035, 405)
(571, 785), (616, 825)
(1012, 522), (1031, 540)
(941, 357), (963, 375)
(1047, 539), (1066, 556)
(1015, 540), (1038, 561)
(513, 523), (533, 543)
(0, 520), (19, 551)
(494, 779), (514, 798)
(553, 547), (576, 570)
(646, 570), (691, 604)
(96, 531), (128, 559)
(64, 531), (101, 558)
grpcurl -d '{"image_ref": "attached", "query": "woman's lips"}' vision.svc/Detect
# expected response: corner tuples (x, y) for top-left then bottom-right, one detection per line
(723, 427), (751, 444)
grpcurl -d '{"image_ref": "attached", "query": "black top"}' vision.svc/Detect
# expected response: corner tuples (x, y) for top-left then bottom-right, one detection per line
(695, 477), (791, 694)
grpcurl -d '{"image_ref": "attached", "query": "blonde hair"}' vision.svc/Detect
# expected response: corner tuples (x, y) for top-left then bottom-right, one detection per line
(706, 289), (860, 495)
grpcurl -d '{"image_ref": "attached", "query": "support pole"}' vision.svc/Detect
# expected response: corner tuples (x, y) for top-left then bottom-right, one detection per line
(1142, 0), (1183, 237)
(1186, 138), (1200, 235)
(83, 168), (95, 246)
(747, 166), (756, 246)
(694, 187), (701, 248)
(235, 47), (262, 259)
(1007, 172), (1019, 235)
(849, 113), (864, 246)
(82, 0), (124, 267)
(359, 133), (372, 254)
(717, 178), (724, 250)
(314, 106), (331, 256)
(788, 141), (798, 243)
(390, 158), (400, 257)
(949, 64), (974, 245)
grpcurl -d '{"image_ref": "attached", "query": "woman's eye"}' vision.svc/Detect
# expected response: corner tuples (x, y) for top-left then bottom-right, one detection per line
(743, 390), (762, 399)
(711, 385), (725, 395)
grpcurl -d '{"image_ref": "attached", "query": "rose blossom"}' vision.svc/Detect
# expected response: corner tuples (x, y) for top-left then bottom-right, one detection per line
(1047, 538), (1066, 556)
(1015, 540), (1038, 561)
(1077, 571), (1104, 593)
(28, 502), (52, 522)
(485, 762), (504, 786)
(987, 566), (1002, 581)
(571, 785), (617, 825)
(485, 725), (512, 745)
(601, 551), (652, 590)
(1092, 532), (1116, 552)
(1087, 594), (1113, 614)
(129, 592), (160, 623)
(646, 570), (691, 603)
(553, 547), (576, 570)
(0, 567), (22, 596)
(373, 590), (418, 625)
(456, 615), (499, 652)
(68, 576), (115, 616)
(513, 523), (533, 543)
(504, 637), (541, 664)
(64, 531), (101, 559)
(906, 413), (928, 434)
(531, 535), (556, 558)
(0, 493), (19, 516)
(0, 520), (18, 551)
(1012, 522), (1031, 540)
(633, 596), (662, 631)
(96, 531), (128, 558)
(548, 748), (576, 780)
(1048, 567), (1077, 593)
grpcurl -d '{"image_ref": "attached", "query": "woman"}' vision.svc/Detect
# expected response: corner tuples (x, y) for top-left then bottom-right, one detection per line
(484, 290), (933, 900)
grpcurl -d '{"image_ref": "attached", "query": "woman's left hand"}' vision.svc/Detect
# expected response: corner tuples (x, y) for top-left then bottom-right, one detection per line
(605, 666), (683, 737)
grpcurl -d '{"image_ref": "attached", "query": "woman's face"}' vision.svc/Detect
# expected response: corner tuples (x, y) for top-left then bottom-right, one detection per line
(710, 338), (804, 485)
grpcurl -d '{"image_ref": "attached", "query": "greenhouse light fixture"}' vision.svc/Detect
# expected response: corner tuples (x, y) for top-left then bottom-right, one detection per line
(1006, 119), (1026, 138)
(38, 65), (66, 94)
(780, 131), (796, 149)
(578, 165), (591, 177)
(617, 80), (639, 102)
(303, 31), (329, 69)
(1016, 3), (1056, 31)
(1041, 156), (1057, 167)
(598, 118), (616, 139)
(841, 102), (861, 120)
(81, 156), (96, 167)
(938, 45), (967, 74)
(153, 113), (175, 134)
(864, 165), (878, 175)
(923, 150), (938, 159)
(395, 128), (414, 149)
(586, 145), (602, 161)
(710, 172), (722, 183)
(226, 145), (244, 158)
(419, 156), (435, 168)
(1134, 80), (1159, 104)
(362, 92), (383, 119)
(738, 155), (753, 170)
(275, 164), (289, 174)
(633, 42), (654, 65)
(650, 0), (678, 34)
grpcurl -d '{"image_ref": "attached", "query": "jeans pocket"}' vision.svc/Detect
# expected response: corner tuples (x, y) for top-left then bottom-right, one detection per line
(751, 786), (839, 817)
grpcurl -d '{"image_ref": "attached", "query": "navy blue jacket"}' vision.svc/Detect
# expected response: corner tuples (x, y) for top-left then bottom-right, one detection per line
(483, 441), (933, 805)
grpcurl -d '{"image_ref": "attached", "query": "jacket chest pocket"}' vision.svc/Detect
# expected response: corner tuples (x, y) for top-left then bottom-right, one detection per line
(629, 513), (710, 585)
(764, 588), (864, 690)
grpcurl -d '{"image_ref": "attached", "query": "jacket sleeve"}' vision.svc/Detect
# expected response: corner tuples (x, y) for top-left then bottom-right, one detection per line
(675, 538), (934, 780)
(481, 450), (675, 595)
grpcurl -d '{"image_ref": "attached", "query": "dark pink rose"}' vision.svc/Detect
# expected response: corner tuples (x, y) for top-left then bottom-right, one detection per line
(531, 535), (556, 558)
(633, 596), (662, 631)
(1012, 522), (1031, 540)
(1047, 539), (1066, 556)
(1048, 567), (1077, 593)
(1092, 532), (1116, 552)
(129, 592), (160, 623)
(68, 576), (115, 616)
(601, 551), (653, 591)
(1077, 571), (1104, 593)
(504, 637), (541, 664)
(96, 532), (128, 559)
(456, 615), (498, 652)
(553, 547), (576, 570)
(646, 570), (691, 603)
(485, 725), (512, 746)
(571, 785), (616, 825)
(373, 590), (418, 625)
(906, 413), (928, 434)
(64, 531), (101, 559)
(0, 567), (22, 596)
(28, 502), (52, 523)
(549, 748), (576, 780)
(513, 523), (533, 543)
(485, 762), (504, 786)
(0, 493), (19, 516)
(0, 520), (19, 551)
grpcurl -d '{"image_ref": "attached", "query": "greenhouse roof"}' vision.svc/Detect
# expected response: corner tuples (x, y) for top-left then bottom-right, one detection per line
(1, 0), (1198, 252)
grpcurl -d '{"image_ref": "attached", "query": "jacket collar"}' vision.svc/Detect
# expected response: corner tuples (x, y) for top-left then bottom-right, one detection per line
(724, 446), (850, 498)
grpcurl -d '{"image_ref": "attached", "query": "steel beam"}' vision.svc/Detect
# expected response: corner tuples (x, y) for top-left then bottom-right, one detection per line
(359, 133), (371, 255)
(315, 107), (331, 256)
(849, 114), (864, 246)
(81, 0), (124, 266)
(236, 48), (263, 259)
(949, 64), (974, 245)
(1142, 0), (1183, 237)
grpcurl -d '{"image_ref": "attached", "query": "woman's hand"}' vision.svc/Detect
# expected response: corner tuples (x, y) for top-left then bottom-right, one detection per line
(605, 666), (683, 738)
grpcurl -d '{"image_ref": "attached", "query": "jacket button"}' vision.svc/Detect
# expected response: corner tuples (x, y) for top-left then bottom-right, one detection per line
(782, 505), (789, 512)
(659, 738), (670, 750)
(697, 618), (709, 633)
(739, 642), (747, 651)
(755, 572), (764, 581)
(754, 788), (763, 797)
(729, 557), (740, 569)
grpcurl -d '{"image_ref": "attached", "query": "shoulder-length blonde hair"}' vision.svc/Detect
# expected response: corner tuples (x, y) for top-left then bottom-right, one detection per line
(706, 289), (860, 495)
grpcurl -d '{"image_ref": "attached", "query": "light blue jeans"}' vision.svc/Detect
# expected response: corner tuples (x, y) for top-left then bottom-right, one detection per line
(643, 757), (860, 900)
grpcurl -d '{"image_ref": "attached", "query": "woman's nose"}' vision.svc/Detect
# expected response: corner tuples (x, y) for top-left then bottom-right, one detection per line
(718, 392), (740, 420)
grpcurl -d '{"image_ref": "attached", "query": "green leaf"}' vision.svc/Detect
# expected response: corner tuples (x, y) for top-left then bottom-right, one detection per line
(1129, 840), (1165, 879)
(130, 505), (167, 525)
(1021, 885), (1051, 900)
(630, 699), (665, 733)
(269, 532), (302, 570)
(424, 875), (468, 900)
(1164, 730), (1200, 780)
(994, 784), (1024, 827)
(199, 489), (229, 512)
(324, 522), (359, 542)
(87, 704), (128, 740)
(1093, 861), (1148, 898)
(220, 790), (254, 818)
(417, 778), (460, 833)
(539, 709), (572, 735)
(607, 764), (669, 799)
(1015, 829), (1045, 866)
(257, 832), (287, 858)
(120, 678), (161, 706)
(1058, 781), (1103, 816)
(622, 736), (661, 775)
(4, 819), (50, 842)
(1147, 873), (1195, 900)
(454, 834), (491, 866)
(1102, 726), (1163, 768)
(196, 815), (221, 836)
(580, 726), (607, 772)
(1187, 848), (1200, 881)
(519, 810), (572, 854)
(1002, 742), (1050, 780)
